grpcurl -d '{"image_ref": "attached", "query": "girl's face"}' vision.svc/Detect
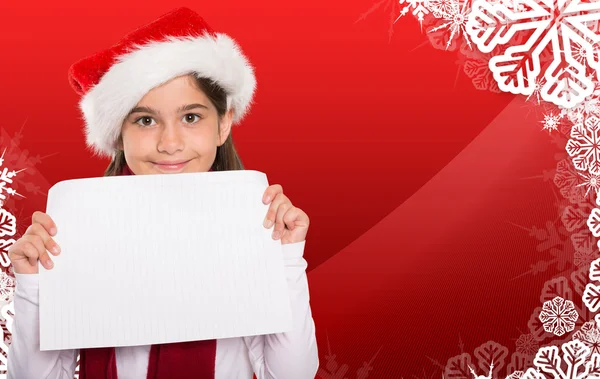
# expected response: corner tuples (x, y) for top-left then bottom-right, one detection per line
(119, 75), (233, 175)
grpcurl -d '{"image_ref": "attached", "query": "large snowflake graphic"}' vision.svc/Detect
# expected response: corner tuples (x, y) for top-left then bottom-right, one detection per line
(465, 0), (600, 108)
(566, 115), (600, 175)
(539, 296), (580, 336)
(520, 339), (600, 378)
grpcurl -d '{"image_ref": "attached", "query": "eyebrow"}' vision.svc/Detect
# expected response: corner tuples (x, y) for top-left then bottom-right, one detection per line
(127, 103), (209, 117)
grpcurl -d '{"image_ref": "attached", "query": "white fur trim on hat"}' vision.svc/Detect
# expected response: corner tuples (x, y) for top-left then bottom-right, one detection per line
(79, 32), (257, 158)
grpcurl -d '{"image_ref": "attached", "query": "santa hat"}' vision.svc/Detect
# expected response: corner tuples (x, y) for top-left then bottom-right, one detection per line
(68, 7), (257, 158)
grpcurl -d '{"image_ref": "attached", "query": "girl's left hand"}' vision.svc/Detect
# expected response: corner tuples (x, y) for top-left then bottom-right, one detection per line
(262, 184), (309, 244)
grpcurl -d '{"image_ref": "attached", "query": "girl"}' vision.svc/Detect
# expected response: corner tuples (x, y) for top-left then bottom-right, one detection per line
(5, 7), (319, 379)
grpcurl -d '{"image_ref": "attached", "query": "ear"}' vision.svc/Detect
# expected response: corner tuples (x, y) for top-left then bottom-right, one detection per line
(116, 135), (124, 151)
(218, 108), (235, 147)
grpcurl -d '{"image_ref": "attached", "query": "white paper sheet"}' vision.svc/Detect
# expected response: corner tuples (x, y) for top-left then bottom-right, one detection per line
(38, 170), (293, 351)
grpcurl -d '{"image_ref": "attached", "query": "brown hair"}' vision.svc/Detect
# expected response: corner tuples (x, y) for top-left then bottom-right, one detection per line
(103, 75), (245, 176)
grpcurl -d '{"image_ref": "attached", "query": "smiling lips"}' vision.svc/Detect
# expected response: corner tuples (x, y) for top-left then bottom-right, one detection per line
(152, 159), (192, 172)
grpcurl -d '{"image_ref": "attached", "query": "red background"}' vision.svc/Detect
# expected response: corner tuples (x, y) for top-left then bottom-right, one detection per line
(0, 0), (570, 377)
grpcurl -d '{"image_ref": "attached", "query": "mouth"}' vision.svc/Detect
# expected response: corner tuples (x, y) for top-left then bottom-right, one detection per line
(151, 159), (192, 172)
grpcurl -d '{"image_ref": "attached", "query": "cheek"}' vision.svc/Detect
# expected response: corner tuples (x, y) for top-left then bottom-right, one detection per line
(123, 129), (157, 158)
(187, 127), (219, 153)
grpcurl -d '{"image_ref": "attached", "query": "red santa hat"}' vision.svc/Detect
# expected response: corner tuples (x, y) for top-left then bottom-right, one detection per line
(68, 7), (257, 158)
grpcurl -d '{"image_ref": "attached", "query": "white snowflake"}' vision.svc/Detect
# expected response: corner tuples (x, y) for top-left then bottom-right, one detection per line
(526, 77), (547, 104)
(0, 209), (16, 240)
(519, 340), (600, 378)
(428, 0), (473, 49)
(584, 257), (600, 312)
(503, 260), (600, 378)
(566, 115), (600, 175)
(0, 148), (25, 208)
(395, 0), (431, 28)
(541, 112), (561, 132)
(465, 0), (600, 109)
(575, 170), (600, 196)
(538, 296), (579, 336)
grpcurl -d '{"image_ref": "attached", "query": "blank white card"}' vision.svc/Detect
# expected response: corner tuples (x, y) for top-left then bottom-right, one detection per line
(39, 170), (293, 351)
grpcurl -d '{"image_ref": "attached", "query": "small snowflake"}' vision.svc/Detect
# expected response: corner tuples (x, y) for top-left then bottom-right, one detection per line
(427, 0), (472, 50)
(526, 77), (546, 105)
(395, 0), (430, 29)
(538, 296), (579, 336)
(516, 333), (540, 355)
(566, 116), (600, 175)
(541, 112), (561, 133)
(575, 171), (600, 198)
(574, 247), (599, 269)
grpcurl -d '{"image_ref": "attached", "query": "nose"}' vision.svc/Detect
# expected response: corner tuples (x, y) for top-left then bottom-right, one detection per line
(157, 123), (184, 154)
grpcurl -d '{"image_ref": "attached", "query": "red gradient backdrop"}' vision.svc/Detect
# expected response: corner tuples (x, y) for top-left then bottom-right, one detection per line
(0, 0), (569, 377)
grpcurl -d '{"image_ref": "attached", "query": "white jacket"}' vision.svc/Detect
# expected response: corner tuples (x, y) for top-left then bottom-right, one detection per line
(6, 240), (318, 379)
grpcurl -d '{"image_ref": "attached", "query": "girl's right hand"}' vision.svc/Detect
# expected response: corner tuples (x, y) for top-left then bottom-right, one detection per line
(7, 211), (61, 274)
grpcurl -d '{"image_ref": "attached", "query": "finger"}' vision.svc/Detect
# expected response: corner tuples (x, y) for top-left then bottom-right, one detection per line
(18, 240), (41, 268)
(272, 203), (292, 240)
(24, 234), (54, 269)
(29, 223), (61, 256)
(264, 193), (288, 228)
(282, 206), (301, 231)
(262, 184), (283, 204)
(8, 240), (37, 267)
(31, 211), (58, 236)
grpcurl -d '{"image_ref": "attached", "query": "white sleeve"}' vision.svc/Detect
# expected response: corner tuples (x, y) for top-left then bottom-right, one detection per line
(244, 240), (319, 379)
(7, 273), (78, 379)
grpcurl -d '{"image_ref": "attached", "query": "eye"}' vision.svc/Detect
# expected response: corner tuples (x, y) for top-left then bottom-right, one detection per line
(183, 113), (202, 124)
(134, 116), (156, 127)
